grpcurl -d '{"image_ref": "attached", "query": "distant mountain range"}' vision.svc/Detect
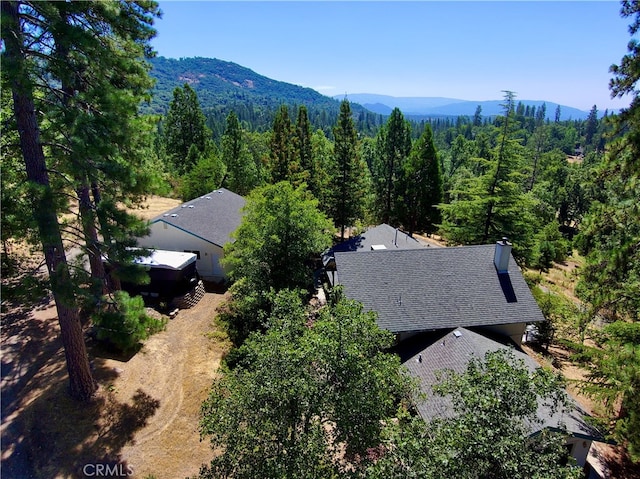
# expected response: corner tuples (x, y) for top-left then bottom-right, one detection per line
(336, 94), (590, 121)
(147, 57), (590, 122)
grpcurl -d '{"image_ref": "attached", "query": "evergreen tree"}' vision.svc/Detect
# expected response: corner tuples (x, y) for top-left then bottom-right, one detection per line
(3, 0), (98, 400)
(573, 1), (640, 460)
(308, 129), (336, 216)
(268, 105), (296, 183)
(221, 111), (257, 195)
(331, 99), (365, 239)
(398, 123), (443, 236)
(294, 105), (313, 184)
(163, 83), (211, 174)
(584, 105), (599, 149)
(439, 92), (535, 259)
(373, 107), (412, 223)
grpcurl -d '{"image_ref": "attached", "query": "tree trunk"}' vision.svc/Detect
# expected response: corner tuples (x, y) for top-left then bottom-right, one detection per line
(78, 183), (108, 297)
(91, 182), (122, 291)
(3, 0), (97, 401)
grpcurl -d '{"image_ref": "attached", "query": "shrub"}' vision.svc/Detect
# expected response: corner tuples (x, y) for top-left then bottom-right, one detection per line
(93, 291), (166, 352)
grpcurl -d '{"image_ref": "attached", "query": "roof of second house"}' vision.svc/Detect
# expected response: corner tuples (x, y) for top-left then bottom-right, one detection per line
(334, 244), (544, 333)
(149, 189), (246, 247)
(397, 327), (603, 441)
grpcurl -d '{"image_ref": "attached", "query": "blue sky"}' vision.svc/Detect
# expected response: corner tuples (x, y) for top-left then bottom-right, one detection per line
(151, 1), (634, 112)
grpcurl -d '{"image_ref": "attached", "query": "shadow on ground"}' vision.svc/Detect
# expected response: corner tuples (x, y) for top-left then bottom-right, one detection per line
(2, 358), (160, 478)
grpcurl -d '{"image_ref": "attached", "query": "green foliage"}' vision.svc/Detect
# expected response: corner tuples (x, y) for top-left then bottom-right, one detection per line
(372, 108), (412, 223)
(221, 182), (332, 343)
(397, 123), (443, 235)
(198, 289), (415, 478)
(179, 146), (226, 201)
(221, 111), (261, 195)
(368, 350), (580, 479)
(439, 93), (537, 261)
(531, 222), (570, 271)
(268, 105), (297, 183)
(330, 100), (367, 239)
(92, 291), (166, 352)
(162, 83), (212, 174)
(223, 181), (333, 292)
(569, 322), (640, 461)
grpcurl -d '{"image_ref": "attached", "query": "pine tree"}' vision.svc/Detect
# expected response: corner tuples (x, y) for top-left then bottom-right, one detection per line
(373, 108), (412, 224)
(398, 123), (443, 236)
(439, 92), (535, 259)
(2, 0), (161, 400)
(294, 105), (313, 184)
(331, 100), (365, 239)
(268, 105), (296, 183)
(163, 83), (211, 174)
(2, 0), (97, 400)
(573, 1), (640, 459)
(221, 111), (257, 195)
(584, 105), (599, 149)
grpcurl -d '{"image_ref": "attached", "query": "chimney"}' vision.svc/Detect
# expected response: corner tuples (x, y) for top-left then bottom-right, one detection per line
(494, 237), (512, 273)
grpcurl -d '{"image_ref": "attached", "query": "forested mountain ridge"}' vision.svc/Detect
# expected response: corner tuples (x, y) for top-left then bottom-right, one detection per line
(148, 56), (382, 136)
(148, 56), (338, 113)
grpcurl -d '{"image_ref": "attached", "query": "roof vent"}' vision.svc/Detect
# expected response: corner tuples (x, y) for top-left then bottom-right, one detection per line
(453, 330), (462, 338)
(170, 213), (178, 217)
(163, 214), (170, 217)
(205, 196), (211, 200)
(371, 244), (387, 251)
(188, 205), (194, 208)
(181, 205), (187, 208)
(494, 237), (512, 273)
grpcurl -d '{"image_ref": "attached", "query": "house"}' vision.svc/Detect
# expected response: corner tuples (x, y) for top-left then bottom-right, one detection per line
(333, 239), (542, 344)
(397, 327), (602, 468)
(323, 224), (428, 285)
(330, 238), (604, 468)
(137, 189), (245, 282)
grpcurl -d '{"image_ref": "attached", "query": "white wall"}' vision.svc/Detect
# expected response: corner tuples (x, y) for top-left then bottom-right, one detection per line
(566, 436), (592, 467)
(137, 222), (227, 281)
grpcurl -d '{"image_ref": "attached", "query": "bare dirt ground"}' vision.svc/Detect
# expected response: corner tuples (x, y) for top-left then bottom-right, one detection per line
(1, 289), (228, 479)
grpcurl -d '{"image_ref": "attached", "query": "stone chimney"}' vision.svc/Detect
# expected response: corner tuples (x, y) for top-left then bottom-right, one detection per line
(494, 237), (512, 273)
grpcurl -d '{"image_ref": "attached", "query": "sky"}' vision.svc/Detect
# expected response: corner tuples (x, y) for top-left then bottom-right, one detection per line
(151, 1), (635, 112)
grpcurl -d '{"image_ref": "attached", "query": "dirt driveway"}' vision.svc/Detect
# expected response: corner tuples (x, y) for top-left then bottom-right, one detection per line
(1, 290), (228, 479)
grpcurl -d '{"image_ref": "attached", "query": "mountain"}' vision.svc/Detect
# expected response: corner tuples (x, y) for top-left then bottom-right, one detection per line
(335, 94), (590, 121)
(148, 56), (345, 115)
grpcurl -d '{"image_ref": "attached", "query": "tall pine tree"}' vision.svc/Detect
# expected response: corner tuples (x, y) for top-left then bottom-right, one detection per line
(331, 100), (365, 239)
(373, 107), (412, 224)
(398, 123), (443, 236)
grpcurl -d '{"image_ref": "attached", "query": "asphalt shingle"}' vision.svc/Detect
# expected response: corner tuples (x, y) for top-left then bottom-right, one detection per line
(334, 244), (544, 333)
(149, 188), (246, 247)
(398, 327), (602, 440)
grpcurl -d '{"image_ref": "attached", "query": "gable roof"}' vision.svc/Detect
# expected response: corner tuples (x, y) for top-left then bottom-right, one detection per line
(398, 327), (602, 441)
(323, 224), (428, 282)
(149, 189), (246, 247)
(334, 244), (544, 333)
(333, 224), (425, 254)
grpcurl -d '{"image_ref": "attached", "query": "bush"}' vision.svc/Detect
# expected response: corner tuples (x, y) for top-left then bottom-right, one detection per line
(92, 291), (166, 352)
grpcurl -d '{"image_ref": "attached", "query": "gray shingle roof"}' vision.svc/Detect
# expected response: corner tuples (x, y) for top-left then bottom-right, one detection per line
(399, 327), (602, 440)
(332, 224), (426, 254)
(334, 244), (544, 333)
(150, 189), (245, 247)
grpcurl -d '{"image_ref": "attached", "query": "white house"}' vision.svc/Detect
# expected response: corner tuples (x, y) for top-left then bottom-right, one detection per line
(137, 189), (245, 282)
